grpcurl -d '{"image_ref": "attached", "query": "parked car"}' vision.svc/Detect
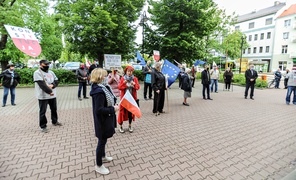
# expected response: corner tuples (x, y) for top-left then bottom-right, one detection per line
(62, 62), (80, 72)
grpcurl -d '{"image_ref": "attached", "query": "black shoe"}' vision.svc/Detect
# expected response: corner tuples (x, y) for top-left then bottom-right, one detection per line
(207, 98), (213, 100)
(245, 97), (247, 99)
(183, 102), (189, 106)
(250, 97), (254, 100)
(12, 104), (16, 106)
(84, 97), (89, 99)
(144, 98), (148, 100)
(53, 122), (63, 126)
(203, 97), (206, 100)
(2, 105), (5, 107)
(78, 97), (82, 101)
(149, 97), (153, 100)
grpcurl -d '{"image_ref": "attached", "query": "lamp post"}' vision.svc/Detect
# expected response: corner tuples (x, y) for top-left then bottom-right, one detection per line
(239, 35), (245, 74)
(139, 11), (148, 54)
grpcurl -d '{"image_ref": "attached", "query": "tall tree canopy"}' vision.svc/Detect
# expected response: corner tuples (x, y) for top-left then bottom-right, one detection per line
(0, 0), (62, 69)
(55, 0), (145, 66)
(147, 0), (234, 64)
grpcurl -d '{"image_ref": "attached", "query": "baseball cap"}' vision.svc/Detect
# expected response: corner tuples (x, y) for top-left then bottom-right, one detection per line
(39, 60), (51, 65)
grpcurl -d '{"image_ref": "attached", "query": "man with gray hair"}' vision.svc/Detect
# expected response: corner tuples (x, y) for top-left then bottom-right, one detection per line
(244, 64), (258, 100)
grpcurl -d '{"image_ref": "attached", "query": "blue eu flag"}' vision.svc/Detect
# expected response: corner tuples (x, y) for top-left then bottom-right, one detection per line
(136, 51), (146, 66)
(161, 59), (180, 88)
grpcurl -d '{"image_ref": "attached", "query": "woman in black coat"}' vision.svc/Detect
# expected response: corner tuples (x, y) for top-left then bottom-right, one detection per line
(151, 62), (166, 115)
(90, 68), (119, 175)
(223, 68), (233, 91)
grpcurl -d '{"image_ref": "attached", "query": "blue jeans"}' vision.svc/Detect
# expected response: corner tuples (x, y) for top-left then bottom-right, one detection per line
(2, 86), (16, 105)
(286, 86), (296, 105)
(211, 79), (218, 92)
(275, 78), (280, 88)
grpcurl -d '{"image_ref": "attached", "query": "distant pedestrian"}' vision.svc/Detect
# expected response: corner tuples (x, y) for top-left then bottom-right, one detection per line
(274, 68), (282, 89)
(201, 64), (212, 100)
(181, 68), (192, 106)
(223, 68), (233, 91)
(142, 60), (153, 100)
(244, 64), (258, 100)
(118, 66), (140, 133)
(90, 68), (119, 175)
(285, 67), (296, 105)
(0, 63), (20, 107)
(210, 65), (219, 93)
(284, 69), (290, 89)
(76, 63), (89, 100)
(89, 59), (100, 75)
(191, 65), (196, 88)
(151, 62), (166, 115)
(107, 68), (121, 97)
(178, 65), (185, 89)
(33, 60), (62, 133)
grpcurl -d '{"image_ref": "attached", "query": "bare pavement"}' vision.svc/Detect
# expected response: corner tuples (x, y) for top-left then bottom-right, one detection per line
(0, 81), (296, 180)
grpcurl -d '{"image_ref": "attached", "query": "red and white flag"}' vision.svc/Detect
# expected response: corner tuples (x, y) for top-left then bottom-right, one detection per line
(153, 50), (160, 62)
(4, 25), (42, 57)
(119, 90), (142, 118)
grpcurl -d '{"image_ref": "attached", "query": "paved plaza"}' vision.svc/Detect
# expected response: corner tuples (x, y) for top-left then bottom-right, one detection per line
(0, 80), (296, 180)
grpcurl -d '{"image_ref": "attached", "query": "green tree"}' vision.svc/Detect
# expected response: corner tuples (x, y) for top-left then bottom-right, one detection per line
(55, 0), (145, 67)
(147, 0), (230, 64)
(221, 30), (249, 60)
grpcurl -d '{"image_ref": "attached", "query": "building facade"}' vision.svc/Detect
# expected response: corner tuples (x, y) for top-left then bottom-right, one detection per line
(235, 1), (292, 73)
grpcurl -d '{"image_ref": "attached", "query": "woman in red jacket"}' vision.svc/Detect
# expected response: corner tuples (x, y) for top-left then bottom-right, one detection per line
(118, 66), (140, 133)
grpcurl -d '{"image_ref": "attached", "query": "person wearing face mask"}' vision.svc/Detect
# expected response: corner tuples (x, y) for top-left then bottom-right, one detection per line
(0, 63), (21, 107)
(244, 64), (258, 100)
(201, 64), (212, 100)
(223, 68), (233, 91)
(33, 60), (62, 133)
(285, 67), (296, 105)
(118, 65), (140, 133)
(142, 60), (153, 100)
(76, 63), (89, 100)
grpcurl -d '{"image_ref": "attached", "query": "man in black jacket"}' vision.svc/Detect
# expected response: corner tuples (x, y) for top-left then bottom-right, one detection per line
(142, 60), (153, 100)
(201, 64), (212, 100)
(244, 64), (258, 100)
(0, 63), (21, 107)
(89, 59), (100, 75)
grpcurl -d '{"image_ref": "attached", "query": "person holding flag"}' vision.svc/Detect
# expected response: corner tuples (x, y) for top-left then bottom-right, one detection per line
(118, 66), (140, 133)
(151, 62), (166, 115)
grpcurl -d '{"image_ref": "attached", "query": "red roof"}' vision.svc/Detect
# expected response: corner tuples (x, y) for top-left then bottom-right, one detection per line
(278, 4), (296, 18)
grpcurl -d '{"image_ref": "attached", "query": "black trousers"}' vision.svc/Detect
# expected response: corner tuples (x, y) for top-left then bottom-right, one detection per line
(143, 82), (152, 99)
(39, 98), (58, 128)
(202, 84), (210, 99)
(245, 82), (255, 98)
(153, 90), (165, 113)
(192, 77), (195, 87)
(78, 82), (87, 98)
(225, 82), (231, 89)
(96, 138), (107, 166)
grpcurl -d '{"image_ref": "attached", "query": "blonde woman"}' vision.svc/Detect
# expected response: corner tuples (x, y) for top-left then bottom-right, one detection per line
(90, 68), (119, 175)
(151, 62), (166, 115)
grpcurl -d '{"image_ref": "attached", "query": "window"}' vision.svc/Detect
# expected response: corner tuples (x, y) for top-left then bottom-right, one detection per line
(259, 47), (263, 53)
(279, 61), (287, 71)
(265, 18), (272, 25)
(283, 32), (289, 39)
(254, 34), (258, 41)
(260, 33), (264, 40)
(249, 22), (255, 29)
(284, 19), (291, 27)
(248, 35), (252, 41)
(282, 45), (288, 54)
(267, 32), (271, 39)
(243, 49), (246, 54)
(235, 26), (240, 30)
(266, 46), (270, 53)
(253, 47), (257, 53)
(248, 48), (251, 54)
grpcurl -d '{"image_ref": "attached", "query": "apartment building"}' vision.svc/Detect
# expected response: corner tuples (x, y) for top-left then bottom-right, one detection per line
(235, 1), (286, 72)
(273, 4), (296, 71)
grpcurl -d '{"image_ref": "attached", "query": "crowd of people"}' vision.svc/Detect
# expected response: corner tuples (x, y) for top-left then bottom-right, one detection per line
(1, 59), (296, 175)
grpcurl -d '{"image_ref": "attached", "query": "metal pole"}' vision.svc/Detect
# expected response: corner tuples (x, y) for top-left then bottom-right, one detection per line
(142, 22), (145, 54)
(239, 36), (244, 74)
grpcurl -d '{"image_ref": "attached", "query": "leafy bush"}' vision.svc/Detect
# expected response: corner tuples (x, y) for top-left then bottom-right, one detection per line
(133, 70), (144, 81)
(14, 68), (77, 85)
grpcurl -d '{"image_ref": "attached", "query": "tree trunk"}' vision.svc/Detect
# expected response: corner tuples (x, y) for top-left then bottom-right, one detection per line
(0, 34), (9, 71)
(97, 53), (104, 68)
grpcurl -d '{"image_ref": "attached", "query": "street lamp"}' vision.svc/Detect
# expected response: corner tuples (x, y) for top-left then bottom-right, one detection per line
(239, 35), (246, 74)
(139, 11), (148, 54)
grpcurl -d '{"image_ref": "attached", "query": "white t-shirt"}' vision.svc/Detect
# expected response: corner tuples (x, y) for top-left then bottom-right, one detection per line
(33, 69), (58, 100)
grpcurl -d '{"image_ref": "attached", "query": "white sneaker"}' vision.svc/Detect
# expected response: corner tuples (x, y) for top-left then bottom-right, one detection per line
(119, 126), (125, 133)
(95, 165), (110, 175)
(102, 156), (113, 163)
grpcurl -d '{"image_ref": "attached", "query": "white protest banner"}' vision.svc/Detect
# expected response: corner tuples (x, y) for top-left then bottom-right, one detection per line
(4, 25), (42, 57)
(104, 54), (121, 69)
